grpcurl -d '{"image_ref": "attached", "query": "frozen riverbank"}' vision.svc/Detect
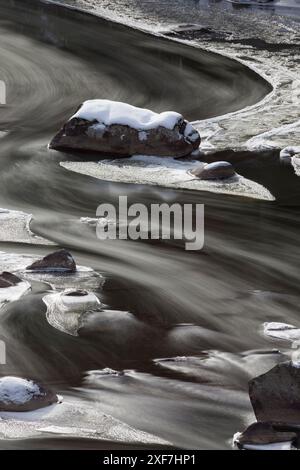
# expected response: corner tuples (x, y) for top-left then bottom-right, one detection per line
(51, 0), (300, 153)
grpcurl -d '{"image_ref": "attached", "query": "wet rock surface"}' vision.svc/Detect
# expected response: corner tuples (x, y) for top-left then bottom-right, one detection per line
(0, 272), (22, 288)
(249, 361), (300, 424)
(191, 161), (236, 180)
(26, 249), (76, 273)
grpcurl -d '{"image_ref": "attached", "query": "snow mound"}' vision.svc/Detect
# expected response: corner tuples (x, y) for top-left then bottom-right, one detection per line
(71, 99), (183, 131)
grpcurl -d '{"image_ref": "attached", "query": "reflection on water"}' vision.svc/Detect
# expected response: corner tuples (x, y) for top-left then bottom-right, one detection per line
(0, 0), (298, 450)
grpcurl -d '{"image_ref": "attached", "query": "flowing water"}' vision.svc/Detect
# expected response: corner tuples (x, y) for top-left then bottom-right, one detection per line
(0, 0), (299, 450)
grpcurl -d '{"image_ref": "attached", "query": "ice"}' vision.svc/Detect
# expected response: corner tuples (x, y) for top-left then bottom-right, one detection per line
(263, 322), (300, 342)
(0, 208), (55, 245)
(0, 251), (104, 291)
(43, 289), (101, 336)
(61, 156), (274, 201)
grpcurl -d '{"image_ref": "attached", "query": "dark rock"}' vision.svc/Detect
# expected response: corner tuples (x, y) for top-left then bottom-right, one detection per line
(249, 361), (300, 423)
(236, 422), (297, 448)
(49, 100), (200, 158)
(26, 249), (76, 273)
(0, 376), (58, 412)
(0, 272), (22, 288)
(191, 161), (236, 180)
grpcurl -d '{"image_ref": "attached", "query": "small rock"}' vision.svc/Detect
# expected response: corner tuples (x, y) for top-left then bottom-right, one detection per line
(0, 272), (23, 288)
(235, 422), (297, 449)
(49, 100), (200, 158)
(249, 361), (300, 423)
(26, 249), (76, 273)
(0, 376), (58, 412)
(191, 161), (236, 180)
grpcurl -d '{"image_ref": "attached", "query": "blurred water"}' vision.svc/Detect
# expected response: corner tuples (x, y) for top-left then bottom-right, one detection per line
(0, 0), (299, 450)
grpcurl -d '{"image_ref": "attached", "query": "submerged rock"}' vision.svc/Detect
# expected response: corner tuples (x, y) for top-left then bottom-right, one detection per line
(49, 99), (200, 158)
(0, 272), (23, 288)
(0, 376), (58, 412)
(249, 361), (300, 423)
(191, 161), (236, 180)
(26, 249), (76, 273)
(235, 422), (297, 450)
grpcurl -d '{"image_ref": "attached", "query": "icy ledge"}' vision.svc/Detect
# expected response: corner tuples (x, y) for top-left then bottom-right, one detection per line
(0, 208), (55, 245)
(60, 156), (274, 201)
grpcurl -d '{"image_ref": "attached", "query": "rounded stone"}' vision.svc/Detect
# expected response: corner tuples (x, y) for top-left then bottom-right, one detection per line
(191, 161), (236, 180)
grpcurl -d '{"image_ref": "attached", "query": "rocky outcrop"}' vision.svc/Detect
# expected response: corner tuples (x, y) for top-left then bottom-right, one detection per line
(249, 361), (300, 423)
(191, 161), (236, 180)
(0, 376), (59, 412)
(26, 249), (76, 273)
(0, 272), (23, 288)
(49, 100), (200, 158)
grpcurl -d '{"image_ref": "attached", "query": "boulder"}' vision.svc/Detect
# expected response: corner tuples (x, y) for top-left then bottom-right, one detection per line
(249, 361), (300, 423)
(235, 422), (297, 449)
(191, 161), (236, 180)
(49, 99), (200, 158)
(0, 376), (58, 412)
(26, 249), (76, 273)
(0, 272), (23, 288)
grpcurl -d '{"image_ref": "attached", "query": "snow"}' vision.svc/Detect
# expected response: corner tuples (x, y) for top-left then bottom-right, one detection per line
(0, 377), (41, 405)
(71, 99), (183, 131)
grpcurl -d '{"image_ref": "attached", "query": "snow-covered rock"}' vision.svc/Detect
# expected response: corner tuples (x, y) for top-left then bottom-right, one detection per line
(0, 377), (59, 412)
(50, 99), (200, 157)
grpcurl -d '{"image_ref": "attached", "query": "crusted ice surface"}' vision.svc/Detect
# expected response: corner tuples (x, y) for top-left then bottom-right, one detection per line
(263, 322), (300, 342)
(0, 208), (55, 245)
(0, 251), (103, 291)
(60, 156), (274, 201)
(0, 397), (171, 445)
(43, 289), (101, 336)
(71, 99), (183, 131)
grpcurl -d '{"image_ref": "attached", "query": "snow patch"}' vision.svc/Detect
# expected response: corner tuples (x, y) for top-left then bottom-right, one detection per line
(71, 99), (183, 131)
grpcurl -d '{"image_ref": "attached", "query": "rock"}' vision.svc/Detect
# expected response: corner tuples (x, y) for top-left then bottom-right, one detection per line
(191, 161), (236, 180)
(235, 422), (297, 450)
(0, 376), (58, 412)
(26, 249), (76, 273)
(0, 272), (23, 288)
(49, 99), (200, 158)
(249, 361), (300, 423)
